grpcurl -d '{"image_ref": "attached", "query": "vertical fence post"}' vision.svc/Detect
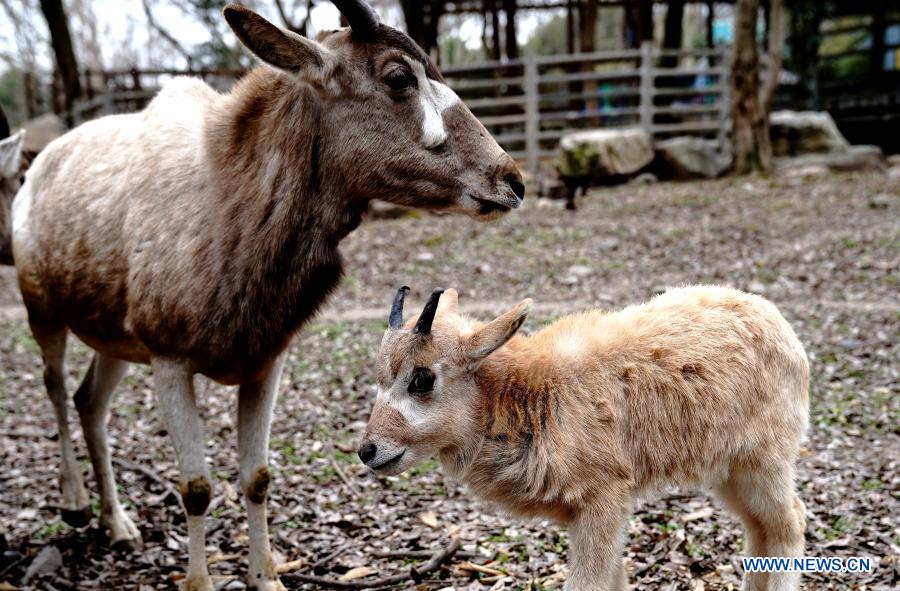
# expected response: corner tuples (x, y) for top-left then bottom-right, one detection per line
(524, 53), (540, 177)
(639, 42), (654, 138)
(718, 46), (732, 157)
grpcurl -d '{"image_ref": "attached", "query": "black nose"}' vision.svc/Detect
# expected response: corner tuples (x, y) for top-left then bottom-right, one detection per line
(358, 442), (377, 464)
(505, 173), (526, 201)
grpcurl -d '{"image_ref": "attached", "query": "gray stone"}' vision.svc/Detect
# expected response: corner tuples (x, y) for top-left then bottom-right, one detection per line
(775, 145), (885, 175)
(23, 546), (62, 583)
(557, 127), (654, 179)
(769, 110), (850, 157)
(597, 237), (620, 251)
(869, 193), (896, 209)
(654, 136), (730, 180)
(631, 172), (659, 184)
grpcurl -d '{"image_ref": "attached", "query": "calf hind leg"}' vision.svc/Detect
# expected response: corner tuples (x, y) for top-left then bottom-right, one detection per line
(33, 327), (92, 526)
(717, 464), (806, 591)
(74, 352), (140, 549)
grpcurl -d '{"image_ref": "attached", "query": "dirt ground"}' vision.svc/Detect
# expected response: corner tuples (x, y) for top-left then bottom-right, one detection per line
(0, 171), (897, 590)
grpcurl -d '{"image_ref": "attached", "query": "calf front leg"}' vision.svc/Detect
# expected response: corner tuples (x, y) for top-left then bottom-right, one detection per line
(152, 358), (213, 591)
(237, 355), (287, 591)
(565, 502), (630, 591)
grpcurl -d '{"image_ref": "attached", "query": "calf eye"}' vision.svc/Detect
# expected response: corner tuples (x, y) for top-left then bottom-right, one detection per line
(408, 367), (435, 394)
(385, 68), (417, 91)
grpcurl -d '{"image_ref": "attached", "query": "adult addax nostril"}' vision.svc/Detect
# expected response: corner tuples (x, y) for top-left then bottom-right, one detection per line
(358, 441), (377, 464)
(505, 173), (526, 201)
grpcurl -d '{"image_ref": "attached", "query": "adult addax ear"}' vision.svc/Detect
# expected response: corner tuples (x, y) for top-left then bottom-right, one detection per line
(224, 4), (333, 80)
(0, 131), (24, 180)
(466, 298), (531, 367)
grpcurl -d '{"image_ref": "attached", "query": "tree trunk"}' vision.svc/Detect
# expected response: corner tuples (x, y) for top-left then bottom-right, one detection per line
(661, 0), (685, 68)
(706, 1), (715, 48)
(578, 0), (597, 54)
(639, 0), (653, 44)
(503, 0), (518, 60)
(578, 0), (598, 118)
(732, 0), (760, 174)
(758, 0), (784, 170)
(399, 0), (444, 58)
(491, 2), (502, 61)
(0, 105), (9, 140)
(40, 0), (81, 122)
(565, 0), (576, 54)
(731, 0), (782, 175)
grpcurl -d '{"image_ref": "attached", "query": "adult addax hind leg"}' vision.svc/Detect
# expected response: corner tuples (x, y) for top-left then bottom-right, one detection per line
(238, 354), (287, 591)
(74, 352), (140, 549)
(32, 327), (92, 526)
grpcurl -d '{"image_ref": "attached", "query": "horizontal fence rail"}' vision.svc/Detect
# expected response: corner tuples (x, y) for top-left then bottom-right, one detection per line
(73, 43), (732, 175)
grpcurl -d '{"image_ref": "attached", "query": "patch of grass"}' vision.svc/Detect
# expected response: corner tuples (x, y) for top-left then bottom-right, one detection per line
(35, 521), (70, 539)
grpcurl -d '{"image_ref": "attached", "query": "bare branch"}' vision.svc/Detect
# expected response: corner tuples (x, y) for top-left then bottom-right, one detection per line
(282, 539), (462, 589)
(142, 0), (192, 64)
(274, 0), (303, 34)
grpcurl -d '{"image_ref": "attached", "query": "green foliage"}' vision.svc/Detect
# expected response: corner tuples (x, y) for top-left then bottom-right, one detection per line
(0, 69), (27, 128)
(525, 15), (568, 57)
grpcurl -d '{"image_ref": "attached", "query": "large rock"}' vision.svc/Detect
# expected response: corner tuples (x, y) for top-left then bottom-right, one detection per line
(775, 145), (886, 175)
(769, 110), (850, 157)
(557, 127), (654, 179)
(653, 136), (730, 180)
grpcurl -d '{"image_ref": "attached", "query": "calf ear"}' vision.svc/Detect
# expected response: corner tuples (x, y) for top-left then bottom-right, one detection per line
(466, 299), (532, 367)
(0, 131), (24, 179)
(224, 4), (333, 80)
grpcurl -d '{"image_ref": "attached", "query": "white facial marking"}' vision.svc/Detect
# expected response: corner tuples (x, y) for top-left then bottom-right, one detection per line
(407, 60), (460, 149)
(378, 386), (427, 427)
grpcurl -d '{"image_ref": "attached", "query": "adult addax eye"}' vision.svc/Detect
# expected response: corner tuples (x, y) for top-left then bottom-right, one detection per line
(385, 67), (417, 91)
(408, 367), (435, 394)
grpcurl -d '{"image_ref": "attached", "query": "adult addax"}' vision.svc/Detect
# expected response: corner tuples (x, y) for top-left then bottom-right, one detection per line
(12, 2), (523, 589)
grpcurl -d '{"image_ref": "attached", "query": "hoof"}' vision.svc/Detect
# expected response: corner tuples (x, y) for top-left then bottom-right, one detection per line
(182, 574), (214, 591)
(111, 537), (141, 553)
(60, 506), (93, 527)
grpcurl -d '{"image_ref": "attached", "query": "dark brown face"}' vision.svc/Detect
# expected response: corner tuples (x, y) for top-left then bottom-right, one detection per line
(317, 27), (524, 220)
(224, 3), (524, 221)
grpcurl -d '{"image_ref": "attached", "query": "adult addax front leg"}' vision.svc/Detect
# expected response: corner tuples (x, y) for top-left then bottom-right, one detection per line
(152, 358), (214, 591)
(237, 355), (287, 591)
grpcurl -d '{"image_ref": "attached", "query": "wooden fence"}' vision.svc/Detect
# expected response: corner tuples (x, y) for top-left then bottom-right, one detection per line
(73, 43), (731, 175)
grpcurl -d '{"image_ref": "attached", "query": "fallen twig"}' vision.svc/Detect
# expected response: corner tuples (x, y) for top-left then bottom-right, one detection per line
(111, 456), (178, 501)
(331, 458), (361, 499)
(374, 549), (476, 560)
(282, 539), (462, 589)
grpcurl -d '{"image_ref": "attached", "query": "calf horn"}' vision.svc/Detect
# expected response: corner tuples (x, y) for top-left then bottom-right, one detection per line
(413, 288), (444, 335)
(331, 0), (380, 37)
(388, 285), (410, 329)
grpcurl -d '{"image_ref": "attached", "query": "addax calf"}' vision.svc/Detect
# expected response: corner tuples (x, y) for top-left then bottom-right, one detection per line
(12, 2), (522, 589)
(360, 285), (809, 591)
